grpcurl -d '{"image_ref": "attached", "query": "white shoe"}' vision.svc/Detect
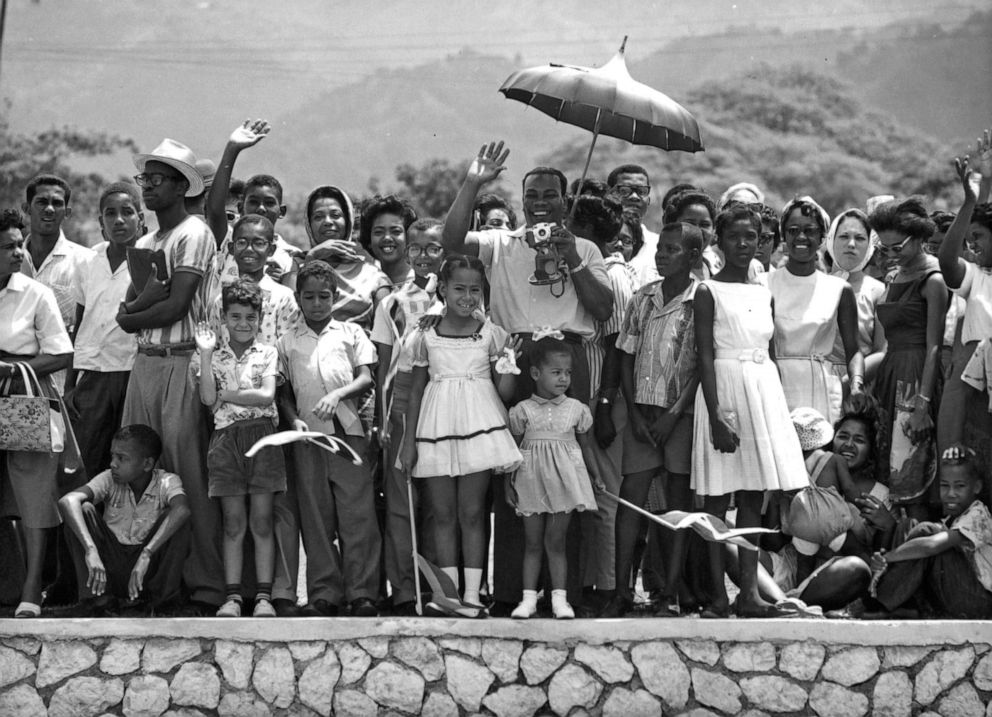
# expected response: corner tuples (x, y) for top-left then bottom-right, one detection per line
(253, 598), (276, 617)
(553, 601), (575, 619)
(216, 599), (242, 617)
(511, 601), (537, 619)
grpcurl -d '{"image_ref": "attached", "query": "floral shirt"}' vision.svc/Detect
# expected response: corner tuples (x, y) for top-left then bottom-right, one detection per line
(191, 340), (279, 430)
(949, 499), (992, 593)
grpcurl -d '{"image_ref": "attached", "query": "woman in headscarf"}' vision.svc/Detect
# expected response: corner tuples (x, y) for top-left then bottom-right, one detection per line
(765, 197), (864, 424)
(823, 208), (887, 391)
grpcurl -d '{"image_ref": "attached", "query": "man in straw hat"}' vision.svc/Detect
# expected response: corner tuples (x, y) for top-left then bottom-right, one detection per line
(115, 138), (223, 610)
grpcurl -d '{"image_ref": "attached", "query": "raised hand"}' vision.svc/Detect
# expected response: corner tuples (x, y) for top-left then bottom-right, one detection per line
(955, 155), (977, 203)
(466, 141), (510, 186)
(975, 128), (992, 178)
(229, 119), (271, 150)
(194, 321), (217, 352)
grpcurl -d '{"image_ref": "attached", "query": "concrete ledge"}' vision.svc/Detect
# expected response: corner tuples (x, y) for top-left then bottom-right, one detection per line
(1, 616), (989, 646)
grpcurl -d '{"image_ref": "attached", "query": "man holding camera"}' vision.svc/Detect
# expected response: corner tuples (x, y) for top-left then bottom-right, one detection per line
(441, 140), (613, 615)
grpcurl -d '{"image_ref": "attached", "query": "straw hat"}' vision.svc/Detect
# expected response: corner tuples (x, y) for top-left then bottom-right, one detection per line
(134, 139), (204, 197)
(195, 159), (217, 192)
(790, 407), (834, 451)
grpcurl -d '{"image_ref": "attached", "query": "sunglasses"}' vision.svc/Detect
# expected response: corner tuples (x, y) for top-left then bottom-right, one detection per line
(784, 225), (823, 240)
(877, 235), (913, 255)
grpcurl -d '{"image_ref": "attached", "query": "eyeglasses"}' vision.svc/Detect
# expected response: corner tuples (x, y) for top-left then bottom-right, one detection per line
(759, 232), (776, 245)
(614, 185), (650, 198)
(133, 173), (181, 189)
(232, 238), (272, 251)
(877, 235), (913, 255)
(406, 245), (444, 258)
(784, 225), (822, 240)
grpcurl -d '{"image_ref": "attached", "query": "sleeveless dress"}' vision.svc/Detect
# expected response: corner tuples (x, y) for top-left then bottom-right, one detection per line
(691, 281), (807, 496)
(767, 269), (847, 424)
(409, 321), (522, 478)
(507, 395), (597, 515)
(874, 269), (942, 502)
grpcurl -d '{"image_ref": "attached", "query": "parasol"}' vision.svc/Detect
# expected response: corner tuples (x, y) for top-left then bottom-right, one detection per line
(499, 37), (703, 210)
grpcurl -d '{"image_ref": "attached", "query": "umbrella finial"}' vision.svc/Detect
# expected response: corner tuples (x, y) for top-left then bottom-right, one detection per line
(619, 36), (628, 54)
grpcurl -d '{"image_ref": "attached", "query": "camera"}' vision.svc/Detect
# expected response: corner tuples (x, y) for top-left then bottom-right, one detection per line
(525, 223), (564, 287)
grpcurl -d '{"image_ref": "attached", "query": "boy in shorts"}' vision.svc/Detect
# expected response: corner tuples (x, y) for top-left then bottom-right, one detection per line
(193, 280), (286, 617)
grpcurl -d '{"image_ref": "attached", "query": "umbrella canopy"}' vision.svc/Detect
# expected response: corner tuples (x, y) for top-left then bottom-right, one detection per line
(499, 38), (703, 154)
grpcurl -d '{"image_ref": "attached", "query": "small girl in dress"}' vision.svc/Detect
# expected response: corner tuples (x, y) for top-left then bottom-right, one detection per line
(507, 337), (604, 619)
(693, 203), (808, 618)
(400, 255), (522, 609)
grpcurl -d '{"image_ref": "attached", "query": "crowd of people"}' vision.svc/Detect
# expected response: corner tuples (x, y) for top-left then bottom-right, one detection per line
(1, 119), (991, 621)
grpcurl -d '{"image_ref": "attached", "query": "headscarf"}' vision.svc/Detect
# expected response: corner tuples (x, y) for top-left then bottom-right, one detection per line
(780, 195), (831, 238)
(304, 184), (355, 250)
(823, 208), (875, 280)
(718, 182), (765, 210)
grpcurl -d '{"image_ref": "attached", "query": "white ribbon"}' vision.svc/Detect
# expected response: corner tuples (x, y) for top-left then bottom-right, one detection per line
(532, 326), (564, 342)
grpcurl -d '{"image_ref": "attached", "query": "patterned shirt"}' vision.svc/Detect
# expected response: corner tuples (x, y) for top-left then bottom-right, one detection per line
(85, 468), (185, 546)
(191, 340), (279, 430)
(949, 499), (992, 593)
(210, 274), (300, 348)
(70, 243), (137, 372)
(277, 319), (376, 437)
(585, 253), (637, 398)
(616, 277), (699, 408)
(20, 230), (94, 332)
(216, 227), (297, 288)
(370, 278), (442, 374)
(133, 215), (216, 347)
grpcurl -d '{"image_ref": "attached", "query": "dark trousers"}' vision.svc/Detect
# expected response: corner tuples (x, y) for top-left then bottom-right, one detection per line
(66, 503), (188, 606)
(492, 337), (590, 605)
(875, 522), (992, 618)
(67, 370), (131, 480)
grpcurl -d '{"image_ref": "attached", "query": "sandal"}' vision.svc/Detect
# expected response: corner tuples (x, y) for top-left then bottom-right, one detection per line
(699, 604), (730, 619)
(14, 601), (41, 618)
(735, 602), (797, 619)
(775, 597), (823, 618)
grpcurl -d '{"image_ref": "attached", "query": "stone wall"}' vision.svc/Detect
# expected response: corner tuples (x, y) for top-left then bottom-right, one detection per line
(1, 619), (990, 716)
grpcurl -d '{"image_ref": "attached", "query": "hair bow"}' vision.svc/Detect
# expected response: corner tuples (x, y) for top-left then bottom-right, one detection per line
(532, 327), (565, 341)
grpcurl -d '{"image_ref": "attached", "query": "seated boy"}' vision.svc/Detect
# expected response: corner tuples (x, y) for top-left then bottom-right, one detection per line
(277, 260), (382, 616)
(855, 445), (992, 618)
(58, 425), (190, 615)
(193, 280), (286, 618)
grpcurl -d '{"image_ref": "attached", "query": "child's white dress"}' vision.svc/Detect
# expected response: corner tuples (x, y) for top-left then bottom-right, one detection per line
(507, 395), (598, 515)
(409, 321), (522, 478)
(691, 280), (807, 496)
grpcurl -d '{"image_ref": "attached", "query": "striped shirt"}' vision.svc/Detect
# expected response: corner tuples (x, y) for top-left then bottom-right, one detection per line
(585, 253), (637, 398)
(616, 277), (699, 408)
(134, 216), (216, 347)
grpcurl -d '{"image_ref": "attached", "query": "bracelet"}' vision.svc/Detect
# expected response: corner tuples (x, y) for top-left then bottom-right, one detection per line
(915, 394), (931, 404)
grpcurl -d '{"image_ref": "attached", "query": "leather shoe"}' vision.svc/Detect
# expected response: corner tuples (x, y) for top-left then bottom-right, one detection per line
(301, 599), (338, 617)
(350, 597), (378, 617)
(599, 595), (633, 618)
(272, 598), (301, 617)
(391, 600), (419, 617)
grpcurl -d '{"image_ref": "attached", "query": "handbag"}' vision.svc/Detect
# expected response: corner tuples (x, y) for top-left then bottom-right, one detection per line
(0, 362), (65, 453)
(782, 450), (854, 545)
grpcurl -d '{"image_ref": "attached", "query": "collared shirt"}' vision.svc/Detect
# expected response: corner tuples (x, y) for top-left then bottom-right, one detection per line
(133, 215), (216, 347)
(216, 228), (297, 288)
(71, 242), (137, 372)
(586, 253), (637, 397)
(277, 319), (376, 437)
(955, 262), (992, 344)
(616, 277), (699, 408)
(85, 468), (185, 546)
(20, 230), (94, 332)
(476, 226), (609, 338)
(210, 274), (300, 348)
(370, 277), (442, 375)
(0, 273), (72, 357)
(191, 340), (279, 430)
(627, 223), (660, 287)
(948, 499), (992, 593)
(508, 393), (593, 437)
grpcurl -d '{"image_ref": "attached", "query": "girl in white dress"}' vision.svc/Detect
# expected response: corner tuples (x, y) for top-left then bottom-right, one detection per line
(693, 203), (807, 617)
(400, 255), (522, 608)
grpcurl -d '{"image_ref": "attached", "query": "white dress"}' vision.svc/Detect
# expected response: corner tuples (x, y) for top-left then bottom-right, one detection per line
(691, 280), (807, 496)
(409, 321), (522, 478)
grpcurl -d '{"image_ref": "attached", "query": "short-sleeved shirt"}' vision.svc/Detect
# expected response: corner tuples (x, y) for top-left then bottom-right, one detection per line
(954, 262), (992, 344)
(476, 226), (609, 338)
(329, 260), (392, 330)
(616, 277), (699, 408)
(371, 278), (442, 375)
(191, 340), (279, 430)
(0, 273), (72, 357)
(277, 319), (376, 437)
(85, 468), (185, 545)
(71, 242), (137, 372)
(133, 215), (216, 346)
(586, 253), (637, 397)
(949, 499), (992, 592)
(20, 231), (94, 332)
(210, 274), (299, 348)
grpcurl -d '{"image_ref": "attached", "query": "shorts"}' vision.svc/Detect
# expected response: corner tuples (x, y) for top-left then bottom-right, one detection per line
(207, 419), (287, 498)
(621, 404), (693, 476)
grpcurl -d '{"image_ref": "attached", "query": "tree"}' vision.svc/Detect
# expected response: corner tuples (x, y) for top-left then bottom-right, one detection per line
(0, 103), (138, 243)
(394, 158), (471, 218)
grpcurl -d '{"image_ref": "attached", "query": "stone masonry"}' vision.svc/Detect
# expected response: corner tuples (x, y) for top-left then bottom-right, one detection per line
(0, 619), (990, 716)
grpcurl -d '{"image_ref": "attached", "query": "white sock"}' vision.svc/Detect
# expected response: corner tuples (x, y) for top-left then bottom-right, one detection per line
(463, 568), (483, 605)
